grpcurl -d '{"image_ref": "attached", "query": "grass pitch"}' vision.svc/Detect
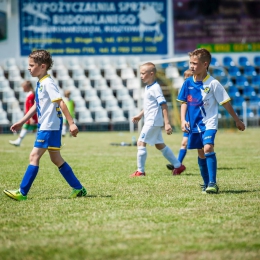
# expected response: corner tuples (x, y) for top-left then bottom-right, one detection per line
(0, 128), (259, 260)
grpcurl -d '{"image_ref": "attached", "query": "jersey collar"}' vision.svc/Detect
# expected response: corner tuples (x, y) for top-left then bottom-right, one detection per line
(147, 81), (157, 89)
(193, 73), (210, 83)
(39, 74), (50, 83)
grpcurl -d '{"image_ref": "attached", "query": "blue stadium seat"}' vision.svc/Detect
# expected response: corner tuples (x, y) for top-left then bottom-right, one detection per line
(243, 85), (256, 98)
(238, 56), (250, 67)
(251, 75), (260, 93)
(243, 65), (257, 78)
(253, 56), (260, 67)
(176, 61), (189, 75)
(217, 75), (230, 87)
(228, 86), (240, 98)
(248, 95), (260, 107)
(235, 75), (249, 89)
(210, 57), (219, 66)
(228, 66), (241, 77)
(232, 95), (245, 107)
(212, 67), (225, 77)
(223, 56), (235, 67)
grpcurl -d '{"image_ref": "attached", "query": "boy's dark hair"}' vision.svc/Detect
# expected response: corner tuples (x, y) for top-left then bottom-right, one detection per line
(29, 50), (53, 71)
(183, 69), (193, 79)
(189, 48), (211, 70)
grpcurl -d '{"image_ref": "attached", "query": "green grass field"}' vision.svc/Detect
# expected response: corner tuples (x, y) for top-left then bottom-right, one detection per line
(0, 128), (259, 260)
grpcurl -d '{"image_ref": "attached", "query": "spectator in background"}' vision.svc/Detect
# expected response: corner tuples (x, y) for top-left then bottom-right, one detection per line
(62, 90), (75, 137)
(9, 81), (38, 147)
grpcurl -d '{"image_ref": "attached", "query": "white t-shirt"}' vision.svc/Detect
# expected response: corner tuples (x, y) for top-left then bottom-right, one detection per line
(143, 81), (166, 126)
(35, 75), (63, 130)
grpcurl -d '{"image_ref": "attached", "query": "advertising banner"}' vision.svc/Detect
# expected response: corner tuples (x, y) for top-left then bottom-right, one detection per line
(19, 0), (168, 56)
(173, 0), (260, 54)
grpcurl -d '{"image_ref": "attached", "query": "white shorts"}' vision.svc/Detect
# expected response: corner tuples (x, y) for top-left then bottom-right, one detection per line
(138, 125), (164, 145)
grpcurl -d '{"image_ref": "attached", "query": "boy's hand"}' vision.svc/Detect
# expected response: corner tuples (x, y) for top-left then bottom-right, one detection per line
(10, 122), (23, 133)
(181, 121), (190, 133)
(69, 123), (79, 137)
(236, 120), (245, 131)
(132, 115), (142, 124)
(165, 123), (172, 135)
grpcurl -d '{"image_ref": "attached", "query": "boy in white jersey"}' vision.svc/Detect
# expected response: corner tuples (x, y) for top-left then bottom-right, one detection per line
(3, 50), (86, 201)
(130, 62), (185, 177)
(177, 48), (245, 194)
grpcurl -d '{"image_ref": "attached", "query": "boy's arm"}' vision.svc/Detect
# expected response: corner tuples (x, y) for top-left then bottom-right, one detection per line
(161, 103), (172, 135)
(180, 103), (190, 133)
(10, 103), (37, 132)
(58, 99), (79, 137)
(132, 109), (144, 123)
(222, 101), (245, 131)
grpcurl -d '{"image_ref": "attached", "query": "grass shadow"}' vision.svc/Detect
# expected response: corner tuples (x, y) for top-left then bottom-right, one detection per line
(220, 189), (258, 194)
(218, 167), (246, 170)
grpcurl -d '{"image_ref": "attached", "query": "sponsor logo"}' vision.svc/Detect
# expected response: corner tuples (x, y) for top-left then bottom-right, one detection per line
(204, 136), (212, 140)
(187, 95), (192, 102)
(37, 139), (45, 142)
(141, 133), (145, 138)
(204, 87), (210, 94)
(188, 86), (194, 89)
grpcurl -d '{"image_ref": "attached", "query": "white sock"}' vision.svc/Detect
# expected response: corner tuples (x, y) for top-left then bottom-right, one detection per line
(17, 129), (27, 144)
(137, 146), (147, 173)
(161, 146), (181, 168)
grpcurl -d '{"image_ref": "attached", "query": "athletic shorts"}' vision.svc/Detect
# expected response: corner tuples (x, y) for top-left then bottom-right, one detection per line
(138, 125), (164, 145)
(187, 129), (217, 149)
(183, 132), (189, 138)
(23, 124), (38, 131)
(34, 129), (62, 150)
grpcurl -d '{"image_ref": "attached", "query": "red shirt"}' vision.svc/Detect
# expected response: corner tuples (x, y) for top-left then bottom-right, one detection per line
(25, 91), (38, 125)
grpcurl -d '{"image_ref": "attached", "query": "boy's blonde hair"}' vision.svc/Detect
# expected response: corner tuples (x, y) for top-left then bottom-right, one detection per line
(141, 62), (157, 74)
(29, 50), (53, 71)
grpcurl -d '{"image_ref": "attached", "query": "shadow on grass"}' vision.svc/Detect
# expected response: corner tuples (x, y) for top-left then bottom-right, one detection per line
(220, 190), (257, 194)
(217, 167), (246, 170)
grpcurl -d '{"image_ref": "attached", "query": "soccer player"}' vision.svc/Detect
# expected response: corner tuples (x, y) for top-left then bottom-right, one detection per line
(62, 90), (75, 137)
(177, 48), (245, 194)
(3, 50), (86, 201)
(9, 81), (38, 146)
(130, 62), (186, 177)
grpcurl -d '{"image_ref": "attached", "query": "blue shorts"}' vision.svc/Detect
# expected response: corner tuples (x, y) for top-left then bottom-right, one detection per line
(187, 129), (217, 149)
(183, 132), (189, 138)
(34, 130), (62, 150)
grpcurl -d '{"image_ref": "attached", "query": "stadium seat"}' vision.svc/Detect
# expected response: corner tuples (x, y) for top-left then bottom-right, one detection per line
(0, 110), (10, 124)
(110, 77), (125, 90)
(111, 109), (127, 122)
(228, 86), (240, 98)
(120, 67), (135, 80)
(94, 109), (110, 123)
(2, 89), (17, 103)
(253, 56), (260, 67)
(56, 69), (71, 80)
(72, 69), (87, 81)
(251, 75), (260, 93)
(128, 57), (140, 69)
(243, 65), (257, 78)
(235, 75), (249, 89)
(0, 80), (11, 92)
(52, 58), (66, 71)
(74, 98), (86, 112)
(217, 75), (230, 88)
(228, 66), (241, 77)
(248, 95), (260, 107)
(210, 57), (219, 66)
(88, 68), (102, 80)
(94, 78), (109, 90)
(100, 88), (114, 101)
(175, 61), (189, 71)
(238, 56), (250, 67)
(8, 69), (23, 81)
(81, 58), (96, 71)
(104, 67), (118, 80)
(88, 98), (103, 112)
(3, 58), (19, 71)
(0, 67), (6, 81)
(104, 97), (120, 111)
(232, 95), (245, 108)
(121, 98), (136, 111)
(116, 88), (131, 101)
(212, 67), (226, 77)
(69, 88), (82, 101)
(98, 57), (112, 70)
(11, 110), (24, 124)
(77, 109), (93, 123)
(114, 57), (128, 69)
(243, 85), (256, 98)
(84, 88), (98, 101)
(165, 65), (180, 79)
(222, 56), (235, 68)
(66, 58), (81, 71)
(77, 78), (92, 91)
(126, 77), (141, 90)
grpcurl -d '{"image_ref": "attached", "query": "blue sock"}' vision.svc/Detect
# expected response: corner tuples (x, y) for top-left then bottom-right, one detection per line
(20, 165), (39, 196)
(59, 162), (82, 190)
(178, 149), (187, 163)
(198, 157), (209, 186)
(205, 152), (217, 183)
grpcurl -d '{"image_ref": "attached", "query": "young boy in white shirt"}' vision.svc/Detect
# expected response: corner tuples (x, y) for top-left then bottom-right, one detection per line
(131, 62), (185, 177)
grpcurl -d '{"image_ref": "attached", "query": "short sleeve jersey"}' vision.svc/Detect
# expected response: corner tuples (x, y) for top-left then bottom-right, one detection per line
(24, 91), (38, 125)
(35, 75), (63, 130)
(177, 74), (230, 133)
(143, 81), (166, 126)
